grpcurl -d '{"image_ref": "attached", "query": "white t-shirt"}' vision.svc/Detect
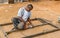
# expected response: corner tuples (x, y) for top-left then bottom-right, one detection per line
(17, 7), (31, 22)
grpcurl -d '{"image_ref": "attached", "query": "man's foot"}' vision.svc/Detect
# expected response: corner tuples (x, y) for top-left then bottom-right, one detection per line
(28, 25), (34, 28)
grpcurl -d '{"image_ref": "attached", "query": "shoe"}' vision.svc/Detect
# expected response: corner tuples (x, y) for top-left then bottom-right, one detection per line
(28, 25), (33, 28)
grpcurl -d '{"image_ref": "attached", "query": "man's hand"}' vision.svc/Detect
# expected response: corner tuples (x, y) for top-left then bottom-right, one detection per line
(27, 18), (34, 27)
(17, 16), (25, 22)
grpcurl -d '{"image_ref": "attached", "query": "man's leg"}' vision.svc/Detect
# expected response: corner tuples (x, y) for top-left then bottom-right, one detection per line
(6, 17), (20, 34)
(23, 22), (26, 29)
(12, 17), (20, 29)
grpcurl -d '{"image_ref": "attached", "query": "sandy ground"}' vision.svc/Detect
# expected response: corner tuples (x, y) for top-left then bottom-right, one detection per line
(0, 1), (60, 38)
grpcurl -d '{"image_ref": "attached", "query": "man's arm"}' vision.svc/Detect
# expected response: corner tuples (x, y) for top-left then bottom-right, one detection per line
(27, 18), (33, 26)
(18, 16), (25, 23)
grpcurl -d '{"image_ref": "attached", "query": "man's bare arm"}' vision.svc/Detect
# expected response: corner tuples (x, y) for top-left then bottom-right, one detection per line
(17, 16), (25, 23)
(27, 18), (33, 25)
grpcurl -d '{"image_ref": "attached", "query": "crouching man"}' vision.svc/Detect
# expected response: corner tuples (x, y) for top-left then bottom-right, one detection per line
(12, 4), (33, 30)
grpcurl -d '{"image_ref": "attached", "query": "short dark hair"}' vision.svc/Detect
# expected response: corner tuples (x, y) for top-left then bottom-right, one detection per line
(27, 4), (33, 9)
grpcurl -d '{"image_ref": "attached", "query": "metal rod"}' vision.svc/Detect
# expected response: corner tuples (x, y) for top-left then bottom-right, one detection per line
(0, 26), (8, 38)
(23, 29), (60, 38)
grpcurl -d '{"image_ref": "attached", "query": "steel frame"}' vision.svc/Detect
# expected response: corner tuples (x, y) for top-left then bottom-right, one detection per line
(0, 18), (60, 38)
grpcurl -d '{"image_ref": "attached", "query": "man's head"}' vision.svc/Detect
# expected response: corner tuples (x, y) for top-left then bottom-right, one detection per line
(25, 4), (33, 12)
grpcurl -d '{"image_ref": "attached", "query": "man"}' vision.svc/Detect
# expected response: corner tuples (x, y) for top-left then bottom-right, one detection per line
(12, 4), (33, 30)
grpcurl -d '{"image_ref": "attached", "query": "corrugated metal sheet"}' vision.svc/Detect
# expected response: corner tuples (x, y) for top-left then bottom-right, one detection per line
(0, 0), (8, 4)
(0, 0), (60, 4)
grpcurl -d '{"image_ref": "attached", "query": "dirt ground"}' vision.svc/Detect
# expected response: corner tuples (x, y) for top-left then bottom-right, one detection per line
(0, 1), (60, 38)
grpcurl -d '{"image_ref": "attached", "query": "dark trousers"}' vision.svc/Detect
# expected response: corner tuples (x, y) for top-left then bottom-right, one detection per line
(12, 17), (20, 29)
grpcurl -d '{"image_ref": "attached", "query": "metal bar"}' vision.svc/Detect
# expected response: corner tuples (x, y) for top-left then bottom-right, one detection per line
(36, 18), (59, 29)
(23, 29), (60, 38)
(0, 22), (13, 26)
(35, 18), (51, 23)
(0, 26), (8, 38)
(48, 23), (59, 29)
